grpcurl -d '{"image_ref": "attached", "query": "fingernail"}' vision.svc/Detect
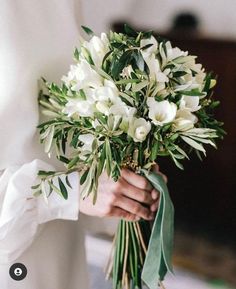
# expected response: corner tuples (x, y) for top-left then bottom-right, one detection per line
(152, 191), (159, 200)
(151, 204), (157, 212)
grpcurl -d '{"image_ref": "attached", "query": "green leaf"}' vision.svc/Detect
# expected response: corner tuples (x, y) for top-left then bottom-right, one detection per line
(132, 51), (145, 72)
(97, 145), (106, 176)
(74, 47), (80, 61)
(116, 78), (140, 85)
(102, 50), (113, 69)
(31, 184), (40, 190)
(150, 141), (159, 161)
(68, 156), (80, 169)
(38, 170), (56, 177)
(181, 136), (206, 154)
(132, 80), (149, 92)
(65, 175), (73, 189)
(124, 24), (137, 37)
(81, 46), (94, 65)
(140, 43), (154, 50)
(80, 169), (89, 185)
(105, 139), (112, 176)
(81, 25), (94, 36)
(187, 135), (216, 148)
(44, 125), (55, 153)
(142, 30), (154, 39)
(203, 73), (213, 91)
(58, 177), (68, 199)
(71, 131), (80, 148)
(111, 50), (133, 79)
(119, 92), (134, 106)
(173, 71), (187, 78)
(174, 145), (189, 160)
(33, 190), (42, 197)
(181, 89), (205, 97)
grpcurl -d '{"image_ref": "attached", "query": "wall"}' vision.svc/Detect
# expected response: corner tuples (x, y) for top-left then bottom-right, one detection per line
(81, 0), (236, 39)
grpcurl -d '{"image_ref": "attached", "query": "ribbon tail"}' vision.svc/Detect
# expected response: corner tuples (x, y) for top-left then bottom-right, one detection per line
(141, 169), (175, 289)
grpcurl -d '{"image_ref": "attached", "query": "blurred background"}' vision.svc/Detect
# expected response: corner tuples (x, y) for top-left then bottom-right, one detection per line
(80, 1), (236, 288)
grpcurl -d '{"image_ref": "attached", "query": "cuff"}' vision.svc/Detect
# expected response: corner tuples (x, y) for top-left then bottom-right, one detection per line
(37, 171), (80, 224)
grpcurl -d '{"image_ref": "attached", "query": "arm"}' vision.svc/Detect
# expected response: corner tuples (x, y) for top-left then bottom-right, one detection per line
(0, 159), (79, 263)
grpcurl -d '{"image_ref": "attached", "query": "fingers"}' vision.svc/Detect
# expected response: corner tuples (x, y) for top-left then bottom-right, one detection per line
(114, 195), (154, 220)
(151, 188), (160, 201)
(119, 178), (154, 205)
(121, 169), (153, 191)
(150, 199), (160, 212)
(110, 207), (140, 222)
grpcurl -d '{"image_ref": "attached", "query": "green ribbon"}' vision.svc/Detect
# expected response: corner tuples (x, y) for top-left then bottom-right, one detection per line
(141, 169), (174, 288)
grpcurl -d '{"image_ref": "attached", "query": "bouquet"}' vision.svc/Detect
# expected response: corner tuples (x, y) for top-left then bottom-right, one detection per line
(33, 25), (224, 289)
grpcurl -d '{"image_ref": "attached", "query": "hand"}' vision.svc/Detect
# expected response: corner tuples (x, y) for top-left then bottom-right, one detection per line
(79, 168), (160, 222)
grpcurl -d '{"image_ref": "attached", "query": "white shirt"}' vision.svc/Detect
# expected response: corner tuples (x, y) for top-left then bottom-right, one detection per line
(0, 1), (90, 288)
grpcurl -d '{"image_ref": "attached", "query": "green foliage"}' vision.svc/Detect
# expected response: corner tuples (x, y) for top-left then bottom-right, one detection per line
(81, 25), (94, 36)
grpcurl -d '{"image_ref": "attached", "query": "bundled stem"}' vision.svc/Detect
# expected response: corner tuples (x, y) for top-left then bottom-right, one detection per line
(106, 219), (151, 289)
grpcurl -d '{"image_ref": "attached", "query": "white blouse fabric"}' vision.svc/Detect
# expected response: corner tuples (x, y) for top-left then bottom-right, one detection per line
(0, 1), (89, 289)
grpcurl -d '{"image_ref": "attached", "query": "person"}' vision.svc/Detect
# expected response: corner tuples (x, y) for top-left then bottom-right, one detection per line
(0, 1), (163, 288)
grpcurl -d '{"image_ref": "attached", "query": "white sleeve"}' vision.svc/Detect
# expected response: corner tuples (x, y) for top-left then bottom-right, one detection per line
(0, 159), (79, 263)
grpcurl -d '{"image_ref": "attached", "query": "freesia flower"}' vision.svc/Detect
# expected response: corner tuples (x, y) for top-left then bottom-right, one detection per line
(93, 80), (120, 115)
(140, 36), (158, 55)
(63, 98), (95, 117)
(172, 118), (194, 132)
(82, 33), (109, 67)
(180, 95), (201, 112)
(160, 41), (188, 66)
(172, 108), (198, 131)
(128, 118), (151, 142)
(147, 98), (177, 126)
(67, 60), (102, 91)
(176, 108), (198, 123)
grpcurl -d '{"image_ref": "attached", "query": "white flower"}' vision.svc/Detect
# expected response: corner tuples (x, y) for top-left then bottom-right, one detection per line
(62, 87), (96, 117)
(63, 97), (95, 117)
(64, 60), (102, 91)
(147, 98), (177, 126)
(180, 95), (201, 112)
(160, 41), (188, 66)
(176, 108), (198, 123)
(141, 40), (169, 87)
(109, 102), (136, 118)
(173, 60), (206, 93)
(140, 36), (158, 55)
(128, 118), (151, 142)
(172, 108), (198, 131)
(93, 80), (120, 115)
(82, 33), (109, 67)
(172, 118), (194, 132)
(61, 64), (79, 86)
(174, 72), (206, 93)
(111, 103), (137, 132)
(94, 80), (119, 102)
(147, 55), (169, 83)
(95, 102), (110, 115)
(120, 65), (134, 78)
